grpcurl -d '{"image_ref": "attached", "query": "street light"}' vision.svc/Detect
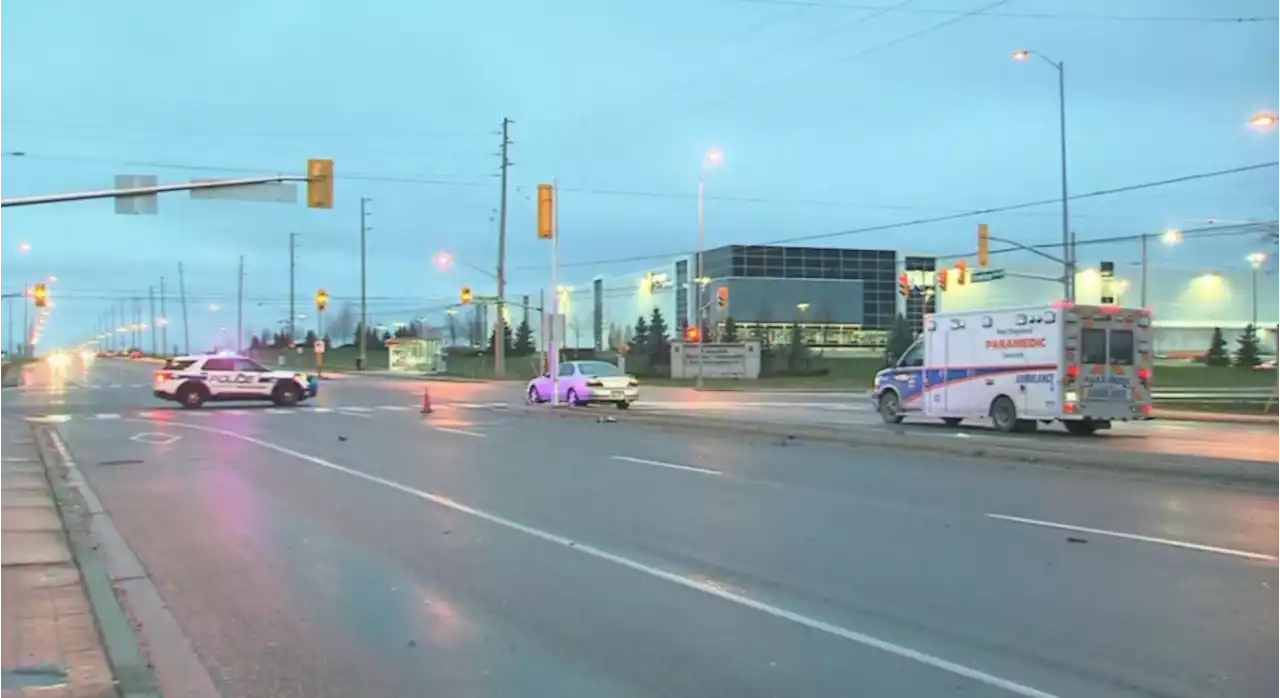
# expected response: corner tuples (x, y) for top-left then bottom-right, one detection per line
(1012, 48), (1073, 301)
(1248, 110), (1278, 130)
(695, 147), (724, 390)
(18, 242), (30, 254)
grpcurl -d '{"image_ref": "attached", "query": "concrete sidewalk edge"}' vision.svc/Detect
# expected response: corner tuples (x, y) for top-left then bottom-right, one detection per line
(32, 425), (163, 698)
(512, 406), (1278, 490)
(1152, 409), (1278, 425)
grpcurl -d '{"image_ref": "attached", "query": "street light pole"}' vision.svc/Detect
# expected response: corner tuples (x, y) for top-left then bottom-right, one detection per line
(695, 174), (705, 391)
(1013, 49), (1073, 301)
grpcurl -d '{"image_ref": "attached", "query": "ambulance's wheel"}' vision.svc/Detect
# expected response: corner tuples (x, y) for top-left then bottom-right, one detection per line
(942, 417), (963, 427)
(989, 396), (1018, 433)
(878, 391), (904, 424)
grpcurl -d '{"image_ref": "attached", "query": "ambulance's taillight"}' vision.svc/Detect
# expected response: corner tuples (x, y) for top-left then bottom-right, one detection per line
(1137, 367), (1151, 384)
(1065, 365), (1079, 378)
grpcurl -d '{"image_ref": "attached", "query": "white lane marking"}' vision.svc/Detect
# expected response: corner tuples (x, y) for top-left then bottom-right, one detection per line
(137, 411), (158, 419)
(336, 409), (373, 418)
(94, 413), (122, 420)
(378, 405), (411, 411)
(223, 410), (248, 415)
(986, 513), (1278, 563)
(312, 407), (333, 413)
(134, 419), (1059, 698)
(342, 406), (373, 412)
(109, 384), (124, 389)
(265, 409), (292, 415)
(612, 455), (720, 476)
(431, 427), (487, 438)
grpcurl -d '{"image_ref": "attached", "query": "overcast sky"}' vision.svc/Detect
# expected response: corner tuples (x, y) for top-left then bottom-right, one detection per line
(3, 0), (1277, 349)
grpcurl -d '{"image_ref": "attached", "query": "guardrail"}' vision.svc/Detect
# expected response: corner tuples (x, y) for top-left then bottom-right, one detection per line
(1152, 388), (1275, 404)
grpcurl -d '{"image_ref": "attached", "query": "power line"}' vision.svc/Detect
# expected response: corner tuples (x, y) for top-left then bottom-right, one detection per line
(508, 161), (1280, 272)
(716, 0), (1277, 23)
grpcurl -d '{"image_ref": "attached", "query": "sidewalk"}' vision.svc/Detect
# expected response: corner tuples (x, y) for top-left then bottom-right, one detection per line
(1, 423), (116, 698)
(1152, 408), (1278, 425)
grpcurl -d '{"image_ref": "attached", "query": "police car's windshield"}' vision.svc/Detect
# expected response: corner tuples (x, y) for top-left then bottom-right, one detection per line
(164, 359), (197, 371)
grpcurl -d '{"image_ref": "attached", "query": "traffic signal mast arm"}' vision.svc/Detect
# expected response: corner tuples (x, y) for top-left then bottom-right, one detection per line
(970, 228), (1070, 284)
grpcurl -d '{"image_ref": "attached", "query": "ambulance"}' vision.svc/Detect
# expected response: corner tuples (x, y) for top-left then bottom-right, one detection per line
(871, 303), (1154, 435)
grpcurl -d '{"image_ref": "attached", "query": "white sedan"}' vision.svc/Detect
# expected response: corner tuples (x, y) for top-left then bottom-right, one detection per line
(526, 360), (639, 409)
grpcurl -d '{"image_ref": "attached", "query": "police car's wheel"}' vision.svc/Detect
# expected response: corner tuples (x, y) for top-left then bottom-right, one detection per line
(878, 391), (904, 424)
(272, 382), (301, 407)
(989, 396), (1018, 433)
(176, 383), (207, 409)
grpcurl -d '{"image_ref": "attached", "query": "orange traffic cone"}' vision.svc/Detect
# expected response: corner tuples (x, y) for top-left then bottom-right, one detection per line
(420, 386), (434, 415)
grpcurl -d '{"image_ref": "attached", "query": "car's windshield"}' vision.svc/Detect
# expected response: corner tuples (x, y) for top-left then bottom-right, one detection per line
(163, 359), (197, 371)
(577, 361), (622, 377)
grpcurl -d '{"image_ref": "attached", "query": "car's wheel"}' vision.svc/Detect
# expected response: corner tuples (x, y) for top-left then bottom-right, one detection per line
(176, 383), (207, 409)
(272, 382), (300, 407)
(528, 385), (543, 404)
(878, 391), (904, 424)
(616, 401), (631, 410)
(942, 417), (963, 427)
(566, 388), (581, 407)
(989, 395), (1018, 433)
(1064, 420), (1098, 436)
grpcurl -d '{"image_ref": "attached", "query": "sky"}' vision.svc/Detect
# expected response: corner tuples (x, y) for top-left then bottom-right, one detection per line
(2, 0), (1277, 350)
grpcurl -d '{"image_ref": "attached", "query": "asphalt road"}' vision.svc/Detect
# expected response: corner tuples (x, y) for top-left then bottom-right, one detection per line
(5, 358), (1278, 697)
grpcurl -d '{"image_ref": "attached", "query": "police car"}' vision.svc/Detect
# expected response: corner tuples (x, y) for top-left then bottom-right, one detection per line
(153, 354), (319, 409)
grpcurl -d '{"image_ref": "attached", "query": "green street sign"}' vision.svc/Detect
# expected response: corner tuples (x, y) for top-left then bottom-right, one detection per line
(970, 268), (1006, 283)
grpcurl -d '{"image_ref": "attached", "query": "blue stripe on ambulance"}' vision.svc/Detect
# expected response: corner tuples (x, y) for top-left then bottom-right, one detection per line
(892, 363), (1058, 405)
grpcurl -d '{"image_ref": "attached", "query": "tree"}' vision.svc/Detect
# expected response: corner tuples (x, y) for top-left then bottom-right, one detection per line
(303, 330), (318, 346)
(631, 316), (650, 356)
(249, 335), (263, 350)
(487, 321), (514, 356)
(1234, 324), (1262, 367)
(787, 321), (809, 370)
(259, 328), (272, 347)
(445, 313), (460, 346)
(329, 305), (356, 345)
(885, 312), (913, 367)
(647, 308), (670, 364)
(722, 316), (740, 342)
(1204, 327), (1230, 366)
(569, 317), (583, 349)
(512, 319), (535, 357)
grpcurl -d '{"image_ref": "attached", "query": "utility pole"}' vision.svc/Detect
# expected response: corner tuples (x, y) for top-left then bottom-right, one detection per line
(289, 232), (298, 344)
(359, 197), (370, 370)
(148, 286), (158, 355)
(133, 298), (142, 349)
(236, 255), (245, 353)
(22, 287), (28, 356)
(159, 276), (168, 355)
(178, 262), (191, 355)
(495, 117), (513, 378)
(6, 297), (12, 355)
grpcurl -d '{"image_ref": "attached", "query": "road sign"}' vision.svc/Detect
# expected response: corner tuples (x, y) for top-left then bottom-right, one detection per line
(314, 340), (325, 354)
(970, 268), (1006, 283)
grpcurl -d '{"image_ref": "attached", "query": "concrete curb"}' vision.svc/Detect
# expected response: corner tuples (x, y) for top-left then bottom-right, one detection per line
(510, 405), (1278, 490)
(30, 425), (162, 698)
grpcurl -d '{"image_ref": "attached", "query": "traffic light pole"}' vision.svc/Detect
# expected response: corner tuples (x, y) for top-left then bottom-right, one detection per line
(695, 176), (706, 391)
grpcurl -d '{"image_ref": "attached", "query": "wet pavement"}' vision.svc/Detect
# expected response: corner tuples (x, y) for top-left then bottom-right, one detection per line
(4, 357), (1278, 697)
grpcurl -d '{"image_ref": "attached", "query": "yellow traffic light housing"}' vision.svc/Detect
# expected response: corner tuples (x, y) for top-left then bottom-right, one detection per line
(716, 286), (728, 308)
(937, 268), (949, 292)
(955, 260), (968, 285)
(306, 158), (334, 209)
(460, 286), (473, 305)
(315, 288), (329, 311)
(537, 183), (554, 239)
(898, 273), (910, 298)
(32, 283), (48, 308)
(977, 223), (990, 267)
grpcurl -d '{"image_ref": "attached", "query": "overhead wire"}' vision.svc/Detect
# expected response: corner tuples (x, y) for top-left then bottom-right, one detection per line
(508, 161), (1280, 272)
(715, 0), (1277, 23)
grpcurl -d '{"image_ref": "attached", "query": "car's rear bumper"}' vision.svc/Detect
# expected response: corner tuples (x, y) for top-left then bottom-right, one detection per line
(153, 390), (175, 401)
(585, 387), (639, 402)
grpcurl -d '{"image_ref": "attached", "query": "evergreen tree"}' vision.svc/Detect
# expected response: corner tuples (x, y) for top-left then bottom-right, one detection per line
(885, 313), (914, 367)
(631, 315), (650, 356)
(487, 321), (515, 356)
(647, 308), (670, 364)
(512, 319), (535, 357)
(304, 330), (319, 345)
(722, 316), (740, 342)
(249, 336), (263, 350)
(1204, 327), (1230, 366)
(1234, 324), (1262, 367)
(787, 321), (809, 370)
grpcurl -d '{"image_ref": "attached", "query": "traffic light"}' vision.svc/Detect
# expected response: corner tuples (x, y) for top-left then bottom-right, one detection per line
(315, 288), (329, 311)
(716, 286), (728, 308)
(32, 283), (47, 308)
(937, 268), (949, 292)
(977, 223), (990, 267)
(684, 325), (700, 343)
(955, 260), (967, 285)
(537, 183), (554, 239)
(898, 273), (910, 298)
(306, 158), (334, 209)
(460, 286), (473, 304)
